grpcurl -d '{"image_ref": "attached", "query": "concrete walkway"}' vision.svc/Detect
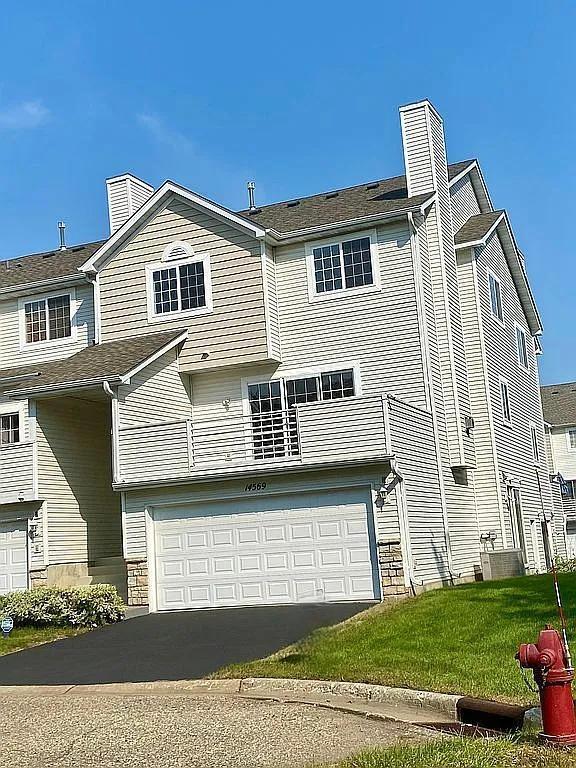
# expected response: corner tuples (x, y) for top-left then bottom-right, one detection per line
(1, 690), (437, 767)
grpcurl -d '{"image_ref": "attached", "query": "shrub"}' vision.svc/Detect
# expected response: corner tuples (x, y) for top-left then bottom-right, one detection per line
(554, 557), (576, 573)
(0, 585), (125, 628)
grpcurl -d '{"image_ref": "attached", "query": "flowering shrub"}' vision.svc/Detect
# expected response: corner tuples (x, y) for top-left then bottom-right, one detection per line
(0, 585), (125, 628)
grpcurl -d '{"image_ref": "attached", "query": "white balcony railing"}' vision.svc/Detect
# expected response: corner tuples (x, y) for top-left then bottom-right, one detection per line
(0, 442), (35, 503)
(116, 394), (389, 484)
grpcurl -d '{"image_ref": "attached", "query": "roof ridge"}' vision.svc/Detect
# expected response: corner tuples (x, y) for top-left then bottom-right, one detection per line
(1, 239), (105, 267)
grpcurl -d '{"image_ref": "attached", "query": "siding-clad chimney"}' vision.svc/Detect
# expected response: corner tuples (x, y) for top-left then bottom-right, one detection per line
(106, 173), (154, 234)
(399, 100), (472, 469)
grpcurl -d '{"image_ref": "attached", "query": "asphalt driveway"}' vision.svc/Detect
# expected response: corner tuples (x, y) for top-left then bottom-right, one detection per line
(0, 602), (370, 686)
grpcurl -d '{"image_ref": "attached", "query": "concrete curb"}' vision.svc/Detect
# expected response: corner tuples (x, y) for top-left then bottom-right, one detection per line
(0, 677), (527, 730)
(240, 678), (460, 718)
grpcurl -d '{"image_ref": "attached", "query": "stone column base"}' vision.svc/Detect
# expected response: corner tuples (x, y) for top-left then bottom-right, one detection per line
(29, 568), (48, 589)
(126, 560), (149, 606)
(378, 540), (409, 599)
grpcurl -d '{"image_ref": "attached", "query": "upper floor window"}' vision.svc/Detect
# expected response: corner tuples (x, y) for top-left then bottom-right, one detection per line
(516, 324), (529, 370)
(499, 376), (511, 425)
(567, 428), (576, 451)
(488, 271), (503, 323)
(19, 291), (75, 348)
(306, 233), (379, 301)
(146, 252), (212, 322)
(0, 413), (19, 445)
(529, 422), (539, 463)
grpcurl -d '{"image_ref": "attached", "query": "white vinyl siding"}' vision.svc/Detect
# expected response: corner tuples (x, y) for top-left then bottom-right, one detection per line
(473, 229), (551, 563)
(274, 221), (427, 409)
(450, 174), (482, 233)
(0, 282), (94, 367)
(98, 197), (276, 372)
(117, 350), (191, 427)
(549, 427), (576, 478)
(36, 398), (121, 563)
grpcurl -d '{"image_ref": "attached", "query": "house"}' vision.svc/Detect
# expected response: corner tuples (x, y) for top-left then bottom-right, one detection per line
(0, 100), (556, 610)
(541, 383), (576, 558)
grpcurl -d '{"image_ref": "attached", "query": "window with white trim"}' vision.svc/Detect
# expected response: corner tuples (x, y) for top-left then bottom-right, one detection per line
(488, 272), (503, 322)
(530, 423), (539, 463)
(147, 253), (212, 320)
(247, 368), (356, 459)
(24, 294), (71, 344)
(568, 428), (576, 450)
(309, 235), (376, 297)
(516, 325), (529, 369)
(0, 413), (20, 445)
(499, 378), (511, 424)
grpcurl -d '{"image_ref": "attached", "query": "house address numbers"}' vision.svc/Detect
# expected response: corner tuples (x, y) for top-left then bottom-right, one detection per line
(244, 482), (267, 492)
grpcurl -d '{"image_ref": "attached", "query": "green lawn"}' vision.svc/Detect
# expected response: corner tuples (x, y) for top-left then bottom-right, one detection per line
(0, 626), (85, 656)
(214, 573), (576, 705)
(331, 737), (576, 768)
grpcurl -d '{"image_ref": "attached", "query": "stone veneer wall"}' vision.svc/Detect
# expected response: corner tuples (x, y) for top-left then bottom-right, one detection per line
(29, 568), (48, 588)
(126, 560), (149, 605)
(377, 540), (409, 599)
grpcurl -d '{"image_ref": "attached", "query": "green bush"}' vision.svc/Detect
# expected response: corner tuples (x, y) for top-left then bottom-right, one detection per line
(0, 585), (125, 628)
(554, 557), (576, 573)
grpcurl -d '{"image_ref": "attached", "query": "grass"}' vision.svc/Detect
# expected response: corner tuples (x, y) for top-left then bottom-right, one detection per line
(214, 573), (576, 705)
(329, 737), (576, 768)
(0, 626), (85, 655)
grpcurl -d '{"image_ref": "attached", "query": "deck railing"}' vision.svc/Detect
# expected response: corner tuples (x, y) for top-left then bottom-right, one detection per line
(0, 442), (35, 503)
(116, 394), (389, 484)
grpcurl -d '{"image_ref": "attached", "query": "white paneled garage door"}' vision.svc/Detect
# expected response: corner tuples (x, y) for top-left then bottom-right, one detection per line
(0, 521), (28, 594)
(153, 488), (379, 611)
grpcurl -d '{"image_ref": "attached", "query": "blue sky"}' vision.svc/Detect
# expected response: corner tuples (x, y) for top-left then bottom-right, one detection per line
(0, 1), (573, 383)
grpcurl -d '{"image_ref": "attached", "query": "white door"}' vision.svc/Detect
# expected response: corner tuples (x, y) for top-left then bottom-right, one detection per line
(154, 488), (379, 611)
(0, 521), (28, 594)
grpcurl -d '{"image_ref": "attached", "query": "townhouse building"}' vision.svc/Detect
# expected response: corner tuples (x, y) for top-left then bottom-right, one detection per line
(541, 383), (576, 557)
(0, 100), (556, 609)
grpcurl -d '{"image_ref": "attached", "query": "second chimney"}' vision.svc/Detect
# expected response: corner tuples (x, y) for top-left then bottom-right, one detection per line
(106, 173), (154, 234)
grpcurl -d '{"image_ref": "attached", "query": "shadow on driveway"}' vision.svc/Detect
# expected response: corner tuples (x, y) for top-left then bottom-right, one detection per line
(0, 602), (371, 686)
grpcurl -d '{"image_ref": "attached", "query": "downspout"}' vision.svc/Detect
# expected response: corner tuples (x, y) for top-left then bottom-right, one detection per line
(381, 394), (419, 591)
(102, 381), (121, 483)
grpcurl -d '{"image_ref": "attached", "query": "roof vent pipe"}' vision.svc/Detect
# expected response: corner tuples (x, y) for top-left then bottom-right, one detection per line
(58, 221), (67, 251)
(247, 181), (256, 211)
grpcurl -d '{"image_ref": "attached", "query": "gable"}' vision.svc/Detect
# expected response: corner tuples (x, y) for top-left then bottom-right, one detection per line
(97, 195), (278, 372)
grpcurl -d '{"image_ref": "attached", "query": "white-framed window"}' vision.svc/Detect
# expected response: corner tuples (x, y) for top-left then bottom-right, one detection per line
(515, 324), (529, 370)
(245, 365), (359, 459)
(18, 290), (77, 349)
(499, 376), (511, 425)
(0, 412), (20, 445)
(488, 270), (504, 323)
(567, 428), (576, 451)
(305, 231), (380, 302)
(146, 252), (213, 322)
(529, 422), (539, 464)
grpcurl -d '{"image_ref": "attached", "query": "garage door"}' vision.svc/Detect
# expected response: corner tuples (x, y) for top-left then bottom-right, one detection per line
(154, 488), (379, 611)
(0, 521), (28, 594)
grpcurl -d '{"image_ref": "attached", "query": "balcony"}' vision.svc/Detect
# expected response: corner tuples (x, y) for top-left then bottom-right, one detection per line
(115, 394), (390, 485)
(0, 442), (35, 504)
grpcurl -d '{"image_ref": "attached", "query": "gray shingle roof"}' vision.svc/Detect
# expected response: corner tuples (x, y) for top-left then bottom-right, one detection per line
(0, 160), (475, 286)
(0, 241), (104, 291)
(0, 329), (186, 395)
(454, 210), (504, 246)
(541, 383), (576, 426)
(238, 161), (474, 234)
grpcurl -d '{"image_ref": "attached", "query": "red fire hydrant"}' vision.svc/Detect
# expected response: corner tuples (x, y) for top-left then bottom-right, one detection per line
(517, 625), (576, 745)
